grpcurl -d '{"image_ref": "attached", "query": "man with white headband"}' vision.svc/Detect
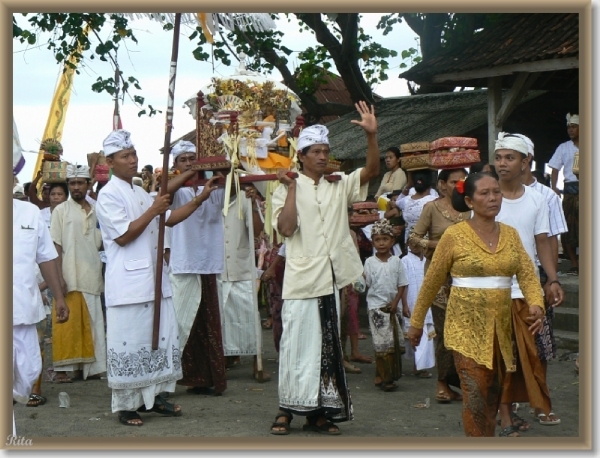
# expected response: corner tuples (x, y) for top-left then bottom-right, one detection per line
(164, 139), (228, 396)
(12, 118), (69, 430)
(513, 133), (567, 426)
(548, 113), (579, 275)
(50, 164), (106, 384)
(493, 132), (565, 436)
(270, 101), (380, 435)
(95, 130), (219, 426)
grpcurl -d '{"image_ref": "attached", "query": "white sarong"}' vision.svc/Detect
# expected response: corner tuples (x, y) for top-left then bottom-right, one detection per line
(56, 292), (107, 379)
(106, 297), (182, 412)
(13, 325), (41, 404)
(278, 294), (340, 411)
(216, 276), (257, 356)
(169, 272), (202, 350)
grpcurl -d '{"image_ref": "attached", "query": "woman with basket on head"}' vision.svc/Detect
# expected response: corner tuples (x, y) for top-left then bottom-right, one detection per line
(408, 168), (470, 403)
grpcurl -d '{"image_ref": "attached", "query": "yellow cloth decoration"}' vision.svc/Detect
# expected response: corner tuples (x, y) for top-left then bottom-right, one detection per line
(33, 24), (90, 189)
(197, 13), (214, 44)
(52, 291), (95, 366)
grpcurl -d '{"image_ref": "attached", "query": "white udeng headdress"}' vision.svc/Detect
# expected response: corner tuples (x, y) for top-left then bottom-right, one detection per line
(103, 130), (134, 156)
(512, 134), (534, 156)
(566, 113), (579, 125)
(171, 140), (196, 159)
(297, 125), (329, 152)
(66, 164), (90, 179)
(494, 132), (529, 156)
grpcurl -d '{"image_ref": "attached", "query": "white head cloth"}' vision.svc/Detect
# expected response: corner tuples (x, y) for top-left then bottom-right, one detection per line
(566, 113), (579, 125)
(494, 132), (528, 156)
(512, 134), (534, 156)
(297, 125), (329, 152)
(171, 140), (196, 159)
(103, 129), (134, 156)
(66, 164), (90, 179)
(132, 177), (143, 186)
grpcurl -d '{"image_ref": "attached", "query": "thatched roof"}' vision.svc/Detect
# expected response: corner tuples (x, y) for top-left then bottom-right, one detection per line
(326, 89), (545, 160)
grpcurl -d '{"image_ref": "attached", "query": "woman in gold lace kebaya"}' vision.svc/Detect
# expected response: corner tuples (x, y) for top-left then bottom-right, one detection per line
(408, 173), (545, 437)
(408, 168), (470, 403)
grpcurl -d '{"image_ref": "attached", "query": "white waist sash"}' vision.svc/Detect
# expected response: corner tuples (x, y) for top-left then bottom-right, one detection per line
(452, 276), (512, 289)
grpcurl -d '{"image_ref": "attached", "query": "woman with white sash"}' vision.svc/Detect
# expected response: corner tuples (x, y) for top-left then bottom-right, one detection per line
(407, 172), (545, 437)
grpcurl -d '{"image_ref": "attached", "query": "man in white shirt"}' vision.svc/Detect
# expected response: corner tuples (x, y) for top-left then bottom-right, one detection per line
(50, 164), (106, 383)
(217, 185), (270, 381)
(270, 101), (380, 435)
(96, 130), (219, 426)
(165, 140), (228, 396)
(548, 113), (579, 275)
(13, 131), (69, 430)
(493, 133), (565, 435)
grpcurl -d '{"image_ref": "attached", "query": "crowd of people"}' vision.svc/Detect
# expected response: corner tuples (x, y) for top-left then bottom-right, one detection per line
(12, 107), (579, 438)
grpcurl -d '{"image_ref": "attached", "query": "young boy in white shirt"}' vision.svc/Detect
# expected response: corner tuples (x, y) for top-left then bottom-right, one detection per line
(363, 219), (409, 392)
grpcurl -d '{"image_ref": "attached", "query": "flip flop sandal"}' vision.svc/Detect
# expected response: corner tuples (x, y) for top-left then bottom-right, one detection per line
(302, 418), (341, 435)
(412, 370), (432, 378)
(138, 394), (182, 417)
(567, 267), (579, 276)
(344, 363), (362, 374)
(435, 390), (452, 403)
(54, 373), (73, 384)
(537, 412), (561, 425)
(118, 411), (143, 426)
(350, 355), (373, 364)
(499, 425), (520, 437)
(26, 394), (47, 407)
(270, 411), (293, 435)
(186, 386), (215, 396)
(381, 382), (398, 392)
(510, 412), (531, 431)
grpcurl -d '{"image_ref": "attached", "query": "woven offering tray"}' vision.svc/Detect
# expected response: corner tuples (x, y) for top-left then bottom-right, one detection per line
(42, 160), (68, 183)
(401, 153), (432, 171)
(430, 149), (481, 169)
(400, 141), (430, 154)
(430, 137), (478, 151)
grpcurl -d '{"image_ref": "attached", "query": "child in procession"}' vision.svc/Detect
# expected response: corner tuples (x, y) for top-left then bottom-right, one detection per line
(363, 218), (409, 392)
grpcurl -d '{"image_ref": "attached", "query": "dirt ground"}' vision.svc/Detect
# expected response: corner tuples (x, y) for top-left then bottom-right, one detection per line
(14, 323), (580, 440)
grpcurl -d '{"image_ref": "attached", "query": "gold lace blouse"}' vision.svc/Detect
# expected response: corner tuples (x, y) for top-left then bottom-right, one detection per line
(410, 221), (544, 371)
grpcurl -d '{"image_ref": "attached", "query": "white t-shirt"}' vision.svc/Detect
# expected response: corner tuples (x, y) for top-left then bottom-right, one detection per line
(169, 187), (225, 275)
(496, 185), (549, 299)
(364, 255), (409, 310)
(548, 139), (578, 183)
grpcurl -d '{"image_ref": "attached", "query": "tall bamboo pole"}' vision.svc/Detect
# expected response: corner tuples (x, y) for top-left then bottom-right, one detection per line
(153, 13), (182, 350)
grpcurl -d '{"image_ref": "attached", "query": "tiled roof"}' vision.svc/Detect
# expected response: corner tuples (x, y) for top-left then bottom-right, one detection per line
(326, 89), (544, 160)
(400, 13), (578, 85)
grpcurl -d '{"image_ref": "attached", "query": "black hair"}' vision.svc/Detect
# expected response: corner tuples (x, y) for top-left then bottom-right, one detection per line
(470, 162), (499, 180)
(451, 172), (495, 212)
(386, 146), (401, 160)
(23, 182), (31, 193)
(48, 182), (69, 198)
(437, 168), (467, 183)
(412, 170), (432, 190)
(144, 164), (153, 173)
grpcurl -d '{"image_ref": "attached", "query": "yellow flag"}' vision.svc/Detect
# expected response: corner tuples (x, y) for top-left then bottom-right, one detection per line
(33, 25), (90, 183)
(197, 13), (214, 44)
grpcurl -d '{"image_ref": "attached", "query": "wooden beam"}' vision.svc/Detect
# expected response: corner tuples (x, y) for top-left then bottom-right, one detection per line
(496, 72), (540, 126)
(487, 77), (502, 164)
(432, 57), (579, 83)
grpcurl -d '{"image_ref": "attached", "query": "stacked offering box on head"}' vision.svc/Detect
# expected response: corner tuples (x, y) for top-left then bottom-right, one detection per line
(429, 137), (480, 170)
(400, 141), (432, 171)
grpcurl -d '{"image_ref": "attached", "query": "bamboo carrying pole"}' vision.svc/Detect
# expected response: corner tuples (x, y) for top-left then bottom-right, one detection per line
(153, 13), (182, 351)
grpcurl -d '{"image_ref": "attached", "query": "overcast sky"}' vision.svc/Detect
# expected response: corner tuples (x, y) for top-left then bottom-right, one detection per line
(13, 13), (418, 183)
